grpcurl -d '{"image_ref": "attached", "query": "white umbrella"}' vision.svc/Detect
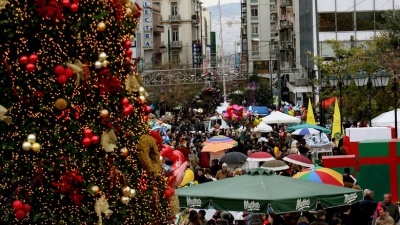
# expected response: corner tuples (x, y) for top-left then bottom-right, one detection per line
(371, 109), (400, 127)
(291, 127), (320, 135)
(257, 137), (269, 143)
(233, 90), (243, 95)
(253, 123), (273, 132)
(261, 111), (301, 124)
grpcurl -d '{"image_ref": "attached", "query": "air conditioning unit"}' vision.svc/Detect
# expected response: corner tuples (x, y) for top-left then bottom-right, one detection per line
(295, 78), (307, 86)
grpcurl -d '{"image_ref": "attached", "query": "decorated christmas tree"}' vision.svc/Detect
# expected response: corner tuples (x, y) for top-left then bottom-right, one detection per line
(0, 0), (174, 224)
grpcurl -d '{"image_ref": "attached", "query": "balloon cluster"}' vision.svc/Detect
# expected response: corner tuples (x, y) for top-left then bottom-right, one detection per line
(222, 104), (253, 128)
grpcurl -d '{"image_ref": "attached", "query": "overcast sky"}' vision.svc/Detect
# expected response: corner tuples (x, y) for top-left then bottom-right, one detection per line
(202, 0), (240, 7)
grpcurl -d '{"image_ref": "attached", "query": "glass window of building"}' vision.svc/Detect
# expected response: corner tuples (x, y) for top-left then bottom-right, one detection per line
(337, 12), (354, 31)
(252, 41), (259, 52)
(319, 13), (335, 32)
(251, 24), (259, 34)
(171, 3), (178, 15)
(356, 11), (374, 31)
(251, 6), (258, 17)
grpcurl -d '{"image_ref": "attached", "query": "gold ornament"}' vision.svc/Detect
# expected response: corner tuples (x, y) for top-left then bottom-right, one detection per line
(121, 186), (131, 196)
(66, 60), (85, 85)
(99, 52), (107, 61)
(125, 74), (140, 92)
(128, 189), (136, 198)
(104, 209), (113, 219)
(22, 142), (32, 151)
(120, 147), (128, 157)
(91, 185), (100, 195)
(100, 109), (109, 118)
(0, 105), (13, 124)
(27, 134), (36, 143)
(125, 8), (132, 17)
(120, 196), (130, 205)
(138, 86), (145, 94)
(0, 0), (9, 11)
(101, 60), (109, 67)
(94, 61), (102, 69)
(101, 129), (117, 152)
(139, 95), (146, 102)
(95, 194), (113, 225)
(55, 98), (68, 110)
(31, 143), (41, 152)
(97, 22), (106, 32)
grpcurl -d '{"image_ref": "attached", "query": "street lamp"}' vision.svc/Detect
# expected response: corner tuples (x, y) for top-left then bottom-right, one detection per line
(354, 70), (379, 126)
(314, 78), (327, 127)
(375, 69), (396, 136)
(328, 73), (352, 133)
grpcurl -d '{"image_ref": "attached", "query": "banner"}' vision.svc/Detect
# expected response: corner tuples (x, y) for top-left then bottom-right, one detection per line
(306, 98), (316, 125)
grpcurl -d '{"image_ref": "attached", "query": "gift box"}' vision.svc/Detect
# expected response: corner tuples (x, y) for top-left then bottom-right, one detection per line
(322, 155), (356, 175)
(358, 139), (400, 202)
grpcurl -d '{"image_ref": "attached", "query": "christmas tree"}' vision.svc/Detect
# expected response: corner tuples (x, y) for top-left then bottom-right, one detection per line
(0, 0), (173, 224)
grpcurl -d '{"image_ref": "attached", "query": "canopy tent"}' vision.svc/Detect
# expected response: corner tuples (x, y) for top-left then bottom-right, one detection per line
(176, 168), (362, 214)
(371, 109), (400, 127)
(246, 106), (270, 115)
(253, 123), (273, 133)
(261, 111), (301, 124)
(286, 124), (331, 134)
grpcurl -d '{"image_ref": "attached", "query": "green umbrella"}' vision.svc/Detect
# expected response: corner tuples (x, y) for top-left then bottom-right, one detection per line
(175, 168), (362, 213)
(286, 124), (331, 134)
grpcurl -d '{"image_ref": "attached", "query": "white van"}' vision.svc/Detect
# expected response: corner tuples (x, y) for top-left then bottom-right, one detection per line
(207, 115), (229, 132)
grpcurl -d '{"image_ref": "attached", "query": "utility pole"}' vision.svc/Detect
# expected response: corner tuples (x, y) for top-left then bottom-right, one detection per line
(168, 26), (171, 69)
(277, 47), (281, 110)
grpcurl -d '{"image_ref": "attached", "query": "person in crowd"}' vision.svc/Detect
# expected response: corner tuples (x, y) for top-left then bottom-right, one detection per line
(268, 213), (284, 225)
(310, 210), (328, 225)
(198, 210), (208, 225)
(215, 163), (229, 180)
(196, 168), (213, 184)
(339, 146), (347, 155)
(209, 159), (221, 177)
(182, 210), (201, 225)
(382, 193), (400, 223)
(376, 206), (395, 225)
(298, 215), (309, 225)
(262, 213), (270, 225)
(332, 147), (340, 156)
(356, 189), (377, 225)
(328, 217), (342, 225)
(342, 168), (357, 185)
(206, 220), (216, 225)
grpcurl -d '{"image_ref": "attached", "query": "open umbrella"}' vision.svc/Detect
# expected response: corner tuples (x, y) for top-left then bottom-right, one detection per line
(293, 166), (344, 186)
(220, 152), (248, 163)
(283, 154), (314, 168)
(261, 111), (301, 124)
(260, 160), (289, 171)
(291, 128), (320, 135)
(253, 123), (273, 133)
(176, 168), (363, 213)
(202, 136), (237, 153)
(257, 137), (269, 143)
(247, 152), (274, 162)
(286, 124), (331, 134)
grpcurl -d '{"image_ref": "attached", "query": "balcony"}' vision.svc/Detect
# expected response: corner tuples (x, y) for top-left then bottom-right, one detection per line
(251, 16), (258, 21)
(153, 25), (164, 33)
(154, 42), (167, 54)
(169, 15), (181, 22)
(171, 40), (182, 48)
(251, 0), (258, 3)
(280, 20), (293, 28)
(270, 5), (277, 13)
(280, 0), (292, 6)
(251, 51), (259, 57)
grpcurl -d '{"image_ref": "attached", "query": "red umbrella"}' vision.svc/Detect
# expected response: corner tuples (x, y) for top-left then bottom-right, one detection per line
(283, 154), (314, 168)
(247, 152), (275, 162)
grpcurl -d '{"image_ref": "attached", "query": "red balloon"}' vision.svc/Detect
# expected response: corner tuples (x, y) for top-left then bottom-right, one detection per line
(54, 65), (65, 75)
(64, 68), (73, 78)
(122, 107), (131, 116)
(121, 98), (129, 106)
(62, 0), (71, 7)
(164, 187), (175, 198)
(124, 40), (131, 49)
(12, 200), (23, 210)
(15, 210), (26, 220)
(22, 204), (31, 213)
(26, 63), (35, 72)
(91, 135), (100, 145)
(70, 3), (79, 12)
(125, 49), (132, 57)
(83, 128), (93, 137)
(29, 54), (38, 64)
(82, 137), (92, 147)
(19, 56), (28, 64)
(57, 75), (67, 84)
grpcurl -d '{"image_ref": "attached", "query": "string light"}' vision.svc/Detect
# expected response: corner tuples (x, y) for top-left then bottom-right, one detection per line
(0, 0), (170, 223)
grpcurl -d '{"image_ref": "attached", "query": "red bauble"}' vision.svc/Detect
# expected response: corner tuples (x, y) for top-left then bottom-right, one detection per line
(57, 75), (67, 84)
(122, 107), (131, 116)
(121, 98), (129, 106)
(12, 200), (23, 210)
(127, 104), (134, 113)
(91, 135), (100, 145)
(70, 3), (79, 12)
(82, 137), (92, 147)
(19, 56), (29, 64)
(15, 210), (26, 220)
(26, 63), (35, 72)
(29, 54), (38, 64)
(145, 106), (152, 114)
(64, 68), (73, 78)
(62, 0), (71, 7)
(83, 128), (93, 137)
(124, 40), (131, 49)
(54, 65), (65, 75)
(22, 204), (31, 213)
(143, 115), (148, 121)
(164, 187), (175, 198)
(125, 49), (132, 57)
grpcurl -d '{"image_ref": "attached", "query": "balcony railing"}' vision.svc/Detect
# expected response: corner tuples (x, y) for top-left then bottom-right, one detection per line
(169, 15), (181, 22)
(153, 25), (164, 33)
(171, 41), (182, 48)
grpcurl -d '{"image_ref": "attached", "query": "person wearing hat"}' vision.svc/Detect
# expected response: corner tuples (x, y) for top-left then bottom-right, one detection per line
(310, 210), (328, 225)
(198, 209), (208, 225)
(215, 163), (228, 180)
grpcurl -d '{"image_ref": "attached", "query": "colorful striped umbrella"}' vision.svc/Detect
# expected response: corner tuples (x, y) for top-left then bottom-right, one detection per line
(292, 166), (344, 186)
(283, 154), (314, 168)
(201, 136), (237, 153)
(247, 152), (275, 162)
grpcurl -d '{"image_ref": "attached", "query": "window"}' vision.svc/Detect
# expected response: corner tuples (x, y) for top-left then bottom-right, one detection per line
(171, 3), (178, 15)
(251, 24), (258, 34)
(337, 12), (353, 31)
(254, 61), (269, 73)
(251, 6), (258, 17)
(319, 13), (335, 32)
(172, 28), (179, 41)
(172, 51), (180, 65)
(252, 41), (259, 52)
(356, 11), (374, 31)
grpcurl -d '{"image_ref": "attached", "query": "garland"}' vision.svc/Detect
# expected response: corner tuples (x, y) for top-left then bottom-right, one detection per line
(138, 134), (162, 178)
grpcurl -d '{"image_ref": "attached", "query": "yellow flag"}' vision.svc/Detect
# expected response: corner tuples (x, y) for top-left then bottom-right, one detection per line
(332, 98), (342, 142)
(306, 98), (316, 125)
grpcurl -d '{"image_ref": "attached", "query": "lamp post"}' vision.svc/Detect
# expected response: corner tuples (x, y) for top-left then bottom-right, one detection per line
(374, 69), (394, 135)
(328, 73), (352, 133)
(354, 70), (378, 126)
(314, 78), (327, 127)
